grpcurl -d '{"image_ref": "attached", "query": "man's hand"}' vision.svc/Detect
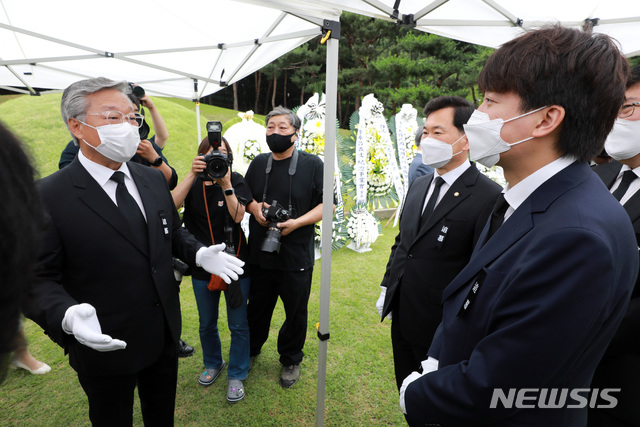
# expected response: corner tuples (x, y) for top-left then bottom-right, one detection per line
(399, 370), (422, 414)
(277, 218), (300, 236)
(248, 201), (269, 227)
(399, 357), (439, 414)
(136, 139), (158, 163)
(376, 286), (391, 319)
(196, 243), (245, 284)
(62, 303), (127, 352)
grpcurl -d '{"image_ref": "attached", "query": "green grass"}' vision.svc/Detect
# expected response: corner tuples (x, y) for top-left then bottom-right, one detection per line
(0, 94), (404, 425)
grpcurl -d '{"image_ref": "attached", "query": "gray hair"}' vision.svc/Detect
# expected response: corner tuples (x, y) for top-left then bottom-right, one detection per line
(265, 106), (301, 131)
(61, 77), (131, 145)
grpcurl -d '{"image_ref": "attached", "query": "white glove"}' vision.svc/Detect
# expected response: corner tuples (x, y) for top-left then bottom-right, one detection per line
(62, 303), (127, 352)
(196, 243), (245, 284)
(399, 357), (439, 414)
(376, 286), (391, 319)
(399, 370), (422, 414)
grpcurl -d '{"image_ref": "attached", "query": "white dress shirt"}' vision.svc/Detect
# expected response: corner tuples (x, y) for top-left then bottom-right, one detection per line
(610, 164), (640, 206)
(500, 156), (578, 224)
(77, 149), (147, 221)
(421, 159), (472, 215)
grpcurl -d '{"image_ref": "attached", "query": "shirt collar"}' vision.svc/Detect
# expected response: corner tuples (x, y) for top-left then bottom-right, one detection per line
(504, 156), (577, 212)
(78, 148), (132, 187)
(435, 159), (471, 187)
(619, 163), (640, 177)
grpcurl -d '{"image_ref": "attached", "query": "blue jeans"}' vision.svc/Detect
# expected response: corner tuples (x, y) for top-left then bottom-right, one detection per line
(192, 277), (250, 380)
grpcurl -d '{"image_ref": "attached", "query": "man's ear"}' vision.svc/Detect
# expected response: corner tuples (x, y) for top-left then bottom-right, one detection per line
(532, 105), (565, 138)
(68, 118), (84, 141)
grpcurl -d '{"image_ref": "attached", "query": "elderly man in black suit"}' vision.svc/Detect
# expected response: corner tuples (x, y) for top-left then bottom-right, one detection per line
(589, 64), (640, 427)
(377, 95), (502, 390)
(26, 77), (244, 426)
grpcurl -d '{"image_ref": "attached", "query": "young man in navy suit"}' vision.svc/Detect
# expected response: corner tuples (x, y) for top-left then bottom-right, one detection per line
(590, 64), (640, 427)
(401, 26), (638, 426)
(27, 78), (244, 425)
(377, 96), (501, 390)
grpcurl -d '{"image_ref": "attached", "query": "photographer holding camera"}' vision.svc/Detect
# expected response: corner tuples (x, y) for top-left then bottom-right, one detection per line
(171, 127), (252, 403)
(244, 106), (327, 388)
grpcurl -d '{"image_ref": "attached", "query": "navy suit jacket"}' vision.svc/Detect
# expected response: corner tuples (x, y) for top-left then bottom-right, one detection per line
(590, 161), (640, 425)
(405, 161), (638, 426)
(27, 158), (203, 376)
(381, 164), (501, 350)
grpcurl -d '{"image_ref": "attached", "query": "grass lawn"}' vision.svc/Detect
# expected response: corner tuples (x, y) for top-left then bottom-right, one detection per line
(0, 94), (405, 425)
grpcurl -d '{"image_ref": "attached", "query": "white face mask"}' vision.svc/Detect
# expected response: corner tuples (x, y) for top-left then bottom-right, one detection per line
(420, 134), (465, 169)
(604, 118), (640, 161)
(463, 106), (548, 168)
(81, 122), (140, 163)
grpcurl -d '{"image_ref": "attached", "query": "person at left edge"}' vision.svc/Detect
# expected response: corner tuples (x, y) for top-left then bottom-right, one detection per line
(25, 77), (244, 426)
(377, 96), (501, 391)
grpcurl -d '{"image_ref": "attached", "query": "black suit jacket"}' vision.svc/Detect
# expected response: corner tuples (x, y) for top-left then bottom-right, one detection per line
(381, 163), (501, 348)
(591, 161), (640, 425)
(27, 158), (203, 376)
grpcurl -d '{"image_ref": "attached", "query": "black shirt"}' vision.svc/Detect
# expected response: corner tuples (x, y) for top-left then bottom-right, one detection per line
(244, 151), (324, 271)
(183, 172), (252, 280)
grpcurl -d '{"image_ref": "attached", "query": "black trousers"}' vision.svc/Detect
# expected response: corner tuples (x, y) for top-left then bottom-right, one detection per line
(390, 298), (430, 391)
(247, 266), (313, 366)
(77, 335), (178, 427)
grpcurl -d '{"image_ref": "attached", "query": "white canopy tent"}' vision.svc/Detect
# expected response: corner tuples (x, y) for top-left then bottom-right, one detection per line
(253, 0), (640, 56)
(0, 0), (321, 99)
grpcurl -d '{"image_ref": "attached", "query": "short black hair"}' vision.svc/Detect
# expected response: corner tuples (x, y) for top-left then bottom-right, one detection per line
(627, 64), (640, 89)
(423, 96), (474, 133)
(478, 25), (629, 162)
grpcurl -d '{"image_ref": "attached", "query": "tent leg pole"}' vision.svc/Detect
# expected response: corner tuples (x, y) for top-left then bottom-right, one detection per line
(316, 31), (339, 427)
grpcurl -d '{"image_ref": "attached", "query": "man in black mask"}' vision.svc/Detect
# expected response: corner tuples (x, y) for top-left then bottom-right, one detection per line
(244, 106), (326, 388)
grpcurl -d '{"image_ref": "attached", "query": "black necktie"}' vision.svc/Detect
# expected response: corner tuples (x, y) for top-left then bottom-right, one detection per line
(421, 177), (445, 227)
(612, 170), (637, 201)
(110, 171), (148, 247)
(487, 193), (509, 241)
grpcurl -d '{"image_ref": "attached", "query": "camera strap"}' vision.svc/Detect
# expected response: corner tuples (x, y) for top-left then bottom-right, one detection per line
(202, 181), (241, 257)
(262, 149), (298, 214)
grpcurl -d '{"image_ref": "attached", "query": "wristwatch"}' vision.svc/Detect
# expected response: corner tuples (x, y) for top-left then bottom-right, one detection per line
(151, 156), (163, 167)
(224, 188), (235, 196)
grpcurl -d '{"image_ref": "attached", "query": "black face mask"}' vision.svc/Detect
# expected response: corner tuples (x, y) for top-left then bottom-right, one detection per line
(266, 132), (296, 153)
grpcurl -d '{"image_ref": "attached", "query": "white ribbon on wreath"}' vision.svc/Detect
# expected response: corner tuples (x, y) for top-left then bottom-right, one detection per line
(359, 94), (404, 210)
(297, 93), (347, 257)
(394, 104), (418, 226)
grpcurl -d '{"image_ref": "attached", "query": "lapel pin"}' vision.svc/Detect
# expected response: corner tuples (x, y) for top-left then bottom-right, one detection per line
(454, 192), (460, 197)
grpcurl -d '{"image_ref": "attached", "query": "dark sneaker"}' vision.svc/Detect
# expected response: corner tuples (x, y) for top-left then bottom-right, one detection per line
(280, 364), (300, 388)
(198, 361), (226, 386)
(178, 339), (194, 358)
(227, 380), (245, 403)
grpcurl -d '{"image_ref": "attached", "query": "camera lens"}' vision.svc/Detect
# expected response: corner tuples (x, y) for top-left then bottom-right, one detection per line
(132, 85), (145, 99)
(206, 157), (228, 179)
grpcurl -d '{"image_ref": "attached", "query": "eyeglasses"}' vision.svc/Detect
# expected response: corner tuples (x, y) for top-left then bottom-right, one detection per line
(84, 111), (145, 128)
(618, 102), (640, 119)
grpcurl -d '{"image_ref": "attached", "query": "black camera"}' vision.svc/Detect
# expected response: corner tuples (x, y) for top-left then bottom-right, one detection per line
(199, 121), (233, 180)
(128, 82), (145, 99)
(260, 200), (291, 253)
(224, 224), (236, 255)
